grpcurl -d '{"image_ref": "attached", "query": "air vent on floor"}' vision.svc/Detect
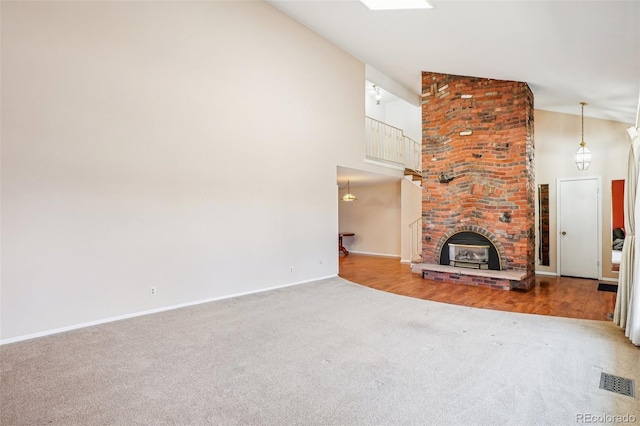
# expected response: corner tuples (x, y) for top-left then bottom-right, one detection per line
(599, 372), (636, 397)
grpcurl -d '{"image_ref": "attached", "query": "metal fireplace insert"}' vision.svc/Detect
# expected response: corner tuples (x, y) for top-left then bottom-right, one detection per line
(449, 243), (490, 269)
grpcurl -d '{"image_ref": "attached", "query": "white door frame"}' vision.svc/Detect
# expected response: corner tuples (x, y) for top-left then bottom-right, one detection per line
(556, 176), (602, 279)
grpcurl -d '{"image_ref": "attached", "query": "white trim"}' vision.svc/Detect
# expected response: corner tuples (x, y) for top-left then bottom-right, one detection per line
(600, 277), (619, 283)
(534, 270), (559, 277)
(556, 176), (602, 280)
(348, 251), (400, 258)
(364, 157), (405, 171)
(0, 275), (337, 345)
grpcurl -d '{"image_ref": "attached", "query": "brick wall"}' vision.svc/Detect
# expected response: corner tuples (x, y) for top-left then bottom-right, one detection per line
(421, 72), (535, 289)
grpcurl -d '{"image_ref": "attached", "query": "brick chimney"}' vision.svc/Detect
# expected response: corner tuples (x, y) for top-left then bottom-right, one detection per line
(421, 72), (535, 290)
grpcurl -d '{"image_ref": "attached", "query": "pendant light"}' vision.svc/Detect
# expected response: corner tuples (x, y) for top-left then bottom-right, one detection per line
(341, 180), (356, 202)
(575, 102), (591, 171)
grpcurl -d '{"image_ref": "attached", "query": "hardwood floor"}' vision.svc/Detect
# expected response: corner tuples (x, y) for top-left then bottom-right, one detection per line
(338, 254), (617, 321)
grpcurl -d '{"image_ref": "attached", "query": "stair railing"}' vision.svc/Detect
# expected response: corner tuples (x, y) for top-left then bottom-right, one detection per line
(365, 116), (422, 174)
(409, 217), (423, 263)
(404, 135), (421, 175)
(365, 116), (406, 167)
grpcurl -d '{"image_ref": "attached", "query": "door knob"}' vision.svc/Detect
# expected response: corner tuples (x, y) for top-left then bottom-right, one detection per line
(561, 231), (567, 235)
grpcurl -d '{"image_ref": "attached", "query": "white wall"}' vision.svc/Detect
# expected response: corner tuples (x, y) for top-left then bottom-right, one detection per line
(534, 109), (631, 279)
(385, 101), (422, 143)
(365, 88), (387, 123)
(338, 182), (401, 257)
(0, 1), (394, 341)
(364, 84), (421, 143)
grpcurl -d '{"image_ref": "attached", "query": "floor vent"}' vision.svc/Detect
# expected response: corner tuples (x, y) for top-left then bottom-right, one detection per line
(599, 372), (636, 398)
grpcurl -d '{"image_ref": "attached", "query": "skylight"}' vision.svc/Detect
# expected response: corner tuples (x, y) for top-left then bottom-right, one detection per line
(359, 0), (433, 10)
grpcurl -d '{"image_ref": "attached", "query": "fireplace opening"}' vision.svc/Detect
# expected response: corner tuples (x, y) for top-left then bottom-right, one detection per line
(439, 231), (501, 270)
(449, 243), (490, 269)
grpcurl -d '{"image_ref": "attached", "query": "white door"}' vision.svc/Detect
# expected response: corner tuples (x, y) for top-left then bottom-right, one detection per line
(558, 178), (600, 279)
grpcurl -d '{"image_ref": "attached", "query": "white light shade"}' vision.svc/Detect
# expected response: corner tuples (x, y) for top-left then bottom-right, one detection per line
(359, 0), (432, 10)
(575, 145), (591, 170)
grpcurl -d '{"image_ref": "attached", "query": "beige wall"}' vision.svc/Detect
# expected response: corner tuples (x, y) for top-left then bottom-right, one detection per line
(0, 1), (396, 341)
(534, 109), (631, 279)
(401, 179), (423, 262)
(3, 2), (635, 342)
(338, 182), (401, 257)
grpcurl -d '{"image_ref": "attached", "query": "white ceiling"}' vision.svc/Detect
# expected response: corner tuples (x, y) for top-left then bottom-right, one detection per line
(268, 0), (640, 124)
(337, 166), (401, 187)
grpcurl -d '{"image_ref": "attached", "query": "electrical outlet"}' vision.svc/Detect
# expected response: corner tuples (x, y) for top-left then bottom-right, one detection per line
(290, 267), (294, 273)
(150, 286), (157, 296)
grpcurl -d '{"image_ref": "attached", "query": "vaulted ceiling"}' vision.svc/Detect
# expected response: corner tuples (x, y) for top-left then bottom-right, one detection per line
(268, 0), (640, 124)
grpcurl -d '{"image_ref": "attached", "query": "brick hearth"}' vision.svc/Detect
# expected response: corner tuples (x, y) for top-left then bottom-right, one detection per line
(419, 72), (535, 290)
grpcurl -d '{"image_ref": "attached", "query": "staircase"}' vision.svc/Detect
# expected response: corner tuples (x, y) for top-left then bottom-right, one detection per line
(409, 217), (423, 263)
(364, 116), (423, 264)
(404, 168), (422, 182)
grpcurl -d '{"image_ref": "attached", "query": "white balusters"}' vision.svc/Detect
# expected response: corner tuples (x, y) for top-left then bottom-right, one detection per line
(409, 217), (423, 263)
(365, 116), (410, 167)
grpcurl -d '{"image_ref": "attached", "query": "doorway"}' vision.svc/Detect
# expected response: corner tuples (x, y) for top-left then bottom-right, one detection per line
(557, 177), (601, 279)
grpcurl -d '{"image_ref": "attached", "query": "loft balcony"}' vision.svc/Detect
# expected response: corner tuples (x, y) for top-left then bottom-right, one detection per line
(365, 116), (421, 180)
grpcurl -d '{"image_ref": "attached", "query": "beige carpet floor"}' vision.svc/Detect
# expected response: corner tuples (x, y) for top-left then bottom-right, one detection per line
(1, 277), (639, 425)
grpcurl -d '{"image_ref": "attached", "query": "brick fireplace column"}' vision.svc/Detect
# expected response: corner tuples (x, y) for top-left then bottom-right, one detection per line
(421, 72), (535, 290)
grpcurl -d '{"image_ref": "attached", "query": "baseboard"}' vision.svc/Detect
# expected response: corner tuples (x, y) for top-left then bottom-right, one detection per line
(534, 270), (618, 282)
(348, 251), (401, 259)
(0, 274), (338, 346)
(535, 271), (558, 276)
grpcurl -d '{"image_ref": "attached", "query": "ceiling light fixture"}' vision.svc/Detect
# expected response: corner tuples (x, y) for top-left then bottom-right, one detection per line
(359, 0), (432, 10)
(373, 85), (382, 105)
(340, 180), (356, 202)
(575, 102), (592, 171)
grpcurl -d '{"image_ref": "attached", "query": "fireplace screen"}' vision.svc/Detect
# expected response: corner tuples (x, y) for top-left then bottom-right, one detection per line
(449, 243), (490, 269)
